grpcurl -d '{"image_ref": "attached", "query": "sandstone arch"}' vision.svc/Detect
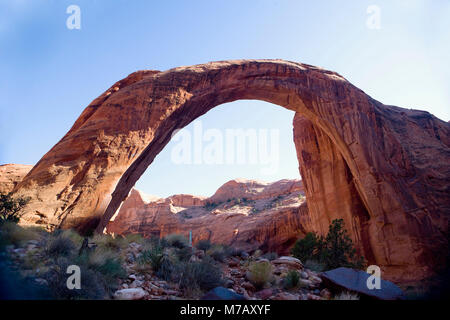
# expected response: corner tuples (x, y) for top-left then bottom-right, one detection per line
(13, 60), (450, 282)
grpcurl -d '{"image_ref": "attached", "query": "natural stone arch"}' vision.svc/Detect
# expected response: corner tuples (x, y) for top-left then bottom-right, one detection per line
(13, 60), (450, 282)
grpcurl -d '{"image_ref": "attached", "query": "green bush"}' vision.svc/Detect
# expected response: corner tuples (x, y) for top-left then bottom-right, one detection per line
(291, 219), (365, 270)
(90, 234), (126, 251)
(291, 232), (320, 262)
(320, 219), (365, 269)
(247, 260), (273, 290)
(83, 248), (126, 280)
(0, 222), (43, 247)
(206, 245), (229, 262)
(156, 253), (175, 281)
(138, 244), (164, 271)
(43, 257), (108, 300)
(0, 193), (29, 225)
(165, 234), (189, 249)
(195, 239), (212, 251)
(176, 246), (193, 262)
(123, 233), (145, 245)
(177, 257), (223, 295)
(203, 201), (220, 210)
(44, 233), (76, 258)
(59, 229), (84, 248)
(283, 270), (300, 290)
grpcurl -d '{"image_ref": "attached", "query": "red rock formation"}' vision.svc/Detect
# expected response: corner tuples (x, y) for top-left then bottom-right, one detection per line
(0, 164), (33, 194)
(107, 179), (309, 254)
(10, 60), (450, 282)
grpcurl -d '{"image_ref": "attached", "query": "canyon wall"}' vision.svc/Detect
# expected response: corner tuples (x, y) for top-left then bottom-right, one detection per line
(0, 164), (32, 194)
(9, 60), (449, 282)
(107, 179), (309, 254)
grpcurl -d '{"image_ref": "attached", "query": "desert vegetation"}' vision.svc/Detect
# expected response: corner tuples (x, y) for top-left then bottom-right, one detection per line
(291, 219), (365, 271)
(0, 193), (385, 300)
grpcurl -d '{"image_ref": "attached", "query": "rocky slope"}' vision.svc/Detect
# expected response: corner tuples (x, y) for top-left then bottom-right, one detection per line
(107, 179), (309, 254)
(0, 164), (32, 194)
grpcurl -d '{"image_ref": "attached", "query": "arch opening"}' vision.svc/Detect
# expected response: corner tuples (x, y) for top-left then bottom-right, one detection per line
(95, 95), (374, 264)
(105, 100), (307, 253)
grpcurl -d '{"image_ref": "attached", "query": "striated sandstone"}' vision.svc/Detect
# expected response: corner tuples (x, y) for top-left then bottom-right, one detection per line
(9, 59), (450, 282)
(0, 164), (33, 194)
(107, 179), (308, 254)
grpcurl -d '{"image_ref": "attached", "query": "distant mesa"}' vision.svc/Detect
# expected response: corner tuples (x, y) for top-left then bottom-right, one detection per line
(107, 179), (308, 255)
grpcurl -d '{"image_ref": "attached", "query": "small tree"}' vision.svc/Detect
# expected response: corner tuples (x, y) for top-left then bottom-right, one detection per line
(291, 232), (320, 262)
(321, 219), (364, 269)
(0, 193), (29, 225)
(291, 219), (365, 270)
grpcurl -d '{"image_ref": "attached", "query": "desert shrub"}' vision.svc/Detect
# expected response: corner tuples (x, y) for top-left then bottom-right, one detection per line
(155, 253), (175, 281)
(228, 247), (245, 257)
(304, 259), (326, 272)
(203, 201), (220, 210)
(247, 260), (273, 290)
(333, 291), (360, 300)
(59, 229), (84, 248)
(0, 193), (29, 225)
(291, 219), (365, 270)
(176, 246), (193, 262)
(283, 270), (300, 290)
(123, 233), (145, 245)
(195, 239), (212, 251)
(165, 234), (189, 249)
(206, 245), (229, 262)
(146, 236), (169, 249)
(43, 257), (107, 300)
(84, 248), (126, 280)
(0, 222), (43, 247)
(22, 248), (46, 271)
(261, 252), (278, 261)
(177, 257), (223, 295)
(320, 219), (365, 269)
(44, 233), (76, 258)
(90, 233), (126, 251)
(137, 243), (164, 272)
(291, 232), (320, 262)
(252, 249), (263, 259)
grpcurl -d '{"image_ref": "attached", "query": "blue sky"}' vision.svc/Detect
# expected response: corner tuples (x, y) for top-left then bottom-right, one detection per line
(1, 0), (449, 197)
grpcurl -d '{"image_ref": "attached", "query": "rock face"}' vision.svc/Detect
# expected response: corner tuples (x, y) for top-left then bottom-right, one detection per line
(0, 164), (33, 194)
(10, 59), (450, 282)
(107, 179), (308, 254)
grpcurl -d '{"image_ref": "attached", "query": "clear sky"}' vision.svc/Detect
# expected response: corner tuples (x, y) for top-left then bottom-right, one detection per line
(1, 0), (449, 198)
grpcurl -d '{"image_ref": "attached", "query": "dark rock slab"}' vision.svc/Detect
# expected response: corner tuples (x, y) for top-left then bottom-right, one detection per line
(320, 267), (404, 300)
(201, 287), (247, 300)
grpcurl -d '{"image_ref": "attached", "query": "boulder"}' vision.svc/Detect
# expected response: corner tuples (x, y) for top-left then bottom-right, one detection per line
(113, 288), (147, 300)
(320, 267), (404, 300)
(272, 256), (303, 270)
